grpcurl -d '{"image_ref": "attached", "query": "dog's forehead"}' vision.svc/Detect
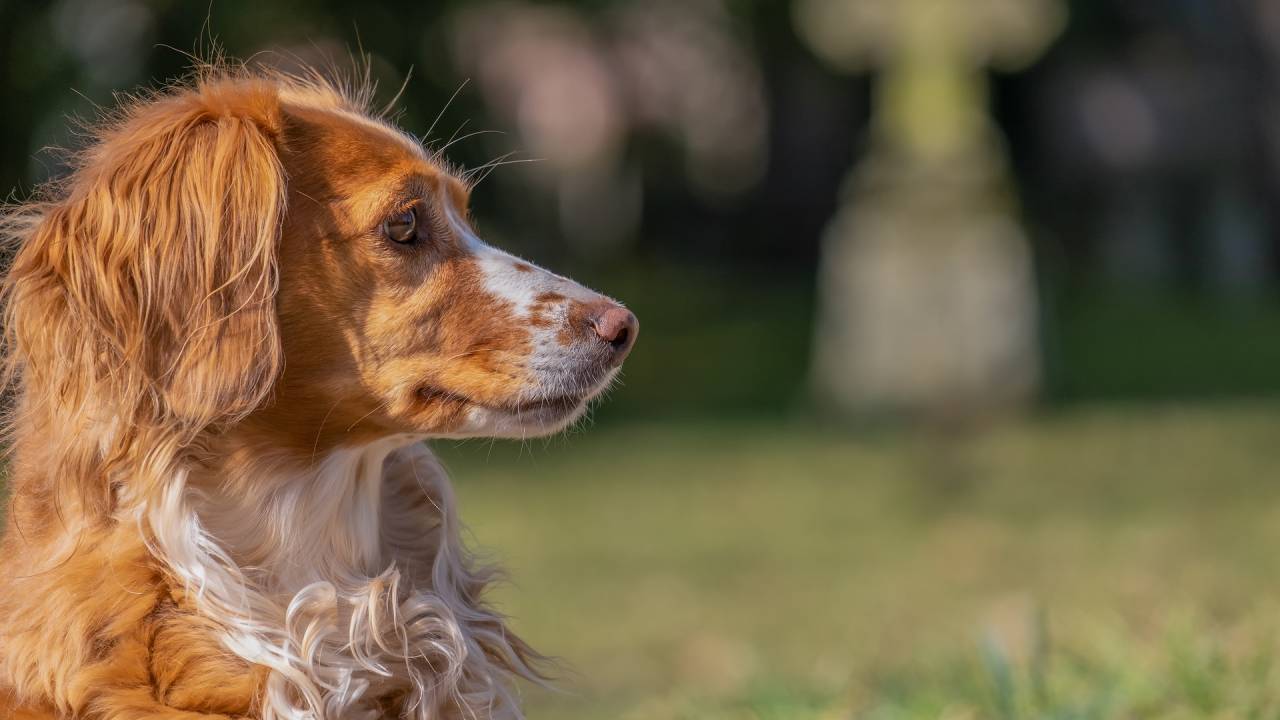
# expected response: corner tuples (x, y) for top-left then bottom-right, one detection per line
(281, 104), (468, 208)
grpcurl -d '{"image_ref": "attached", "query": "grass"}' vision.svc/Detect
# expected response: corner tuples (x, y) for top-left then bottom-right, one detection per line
(433, 402), (1280, 719)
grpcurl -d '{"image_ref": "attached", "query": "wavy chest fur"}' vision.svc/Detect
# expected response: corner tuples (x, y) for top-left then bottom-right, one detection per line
(152, 438), (525, 719)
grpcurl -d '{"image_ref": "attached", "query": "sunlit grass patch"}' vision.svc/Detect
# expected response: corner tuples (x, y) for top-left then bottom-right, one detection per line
(854, 606), (1280, 719)
(437, 402), (1280, 718)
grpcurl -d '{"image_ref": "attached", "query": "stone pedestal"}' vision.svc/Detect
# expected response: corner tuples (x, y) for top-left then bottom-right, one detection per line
(812, 145), (1039, 415)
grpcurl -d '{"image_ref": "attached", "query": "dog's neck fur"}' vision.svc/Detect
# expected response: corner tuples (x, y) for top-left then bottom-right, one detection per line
(188, 433), (419, 592)
(139, 426), (533, 720)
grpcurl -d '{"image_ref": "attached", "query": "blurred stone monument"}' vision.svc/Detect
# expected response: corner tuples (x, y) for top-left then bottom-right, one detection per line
(796, 0), (1064, 416)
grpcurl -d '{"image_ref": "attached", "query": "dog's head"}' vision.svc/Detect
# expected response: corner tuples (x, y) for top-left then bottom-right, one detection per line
(271, 101), (637, 442)
(4, 70), (637, 450)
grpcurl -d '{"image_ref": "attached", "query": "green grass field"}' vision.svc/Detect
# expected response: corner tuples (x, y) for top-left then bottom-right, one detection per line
(435, 403), (1280, 719)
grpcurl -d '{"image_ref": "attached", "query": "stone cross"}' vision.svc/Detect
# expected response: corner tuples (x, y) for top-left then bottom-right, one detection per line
(797, 0), (1065, 163)
(797, 0), (1065, 416)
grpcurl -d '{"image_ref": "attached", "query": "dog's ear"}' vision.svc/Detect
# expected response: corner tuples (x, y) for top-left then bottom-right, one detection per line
(5, 79), (286, 432)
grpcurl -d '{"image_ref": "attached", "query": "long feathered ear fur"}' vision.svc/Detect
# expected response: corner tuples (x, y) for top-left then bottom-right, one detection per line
(1, 75), (285, 512)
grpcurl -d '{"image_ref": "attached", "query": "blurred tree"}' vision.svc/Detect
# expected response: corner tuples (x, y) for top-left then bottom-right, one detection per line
(796, 0), (1064, 417)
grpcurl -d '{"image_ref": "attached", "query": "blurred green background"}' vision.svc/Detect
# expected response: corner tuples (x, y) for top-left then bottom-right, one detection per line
(5, 0), (1280, 717)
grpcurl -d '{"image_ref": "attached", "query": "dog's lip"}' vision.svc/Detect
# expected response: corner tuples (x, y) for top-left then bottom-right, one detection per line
(505, 394), (582, 414)
(416, 386), (585, 416)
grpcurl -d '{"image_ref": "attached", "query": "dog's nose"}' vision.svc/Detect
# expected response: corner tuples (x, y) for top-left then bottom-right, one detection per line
(591, 305), (639, 362)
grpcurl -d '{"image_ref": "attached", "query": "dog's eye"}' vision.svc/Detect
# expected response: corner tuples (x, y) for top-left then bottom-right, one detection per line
(383, 208), (417, 244)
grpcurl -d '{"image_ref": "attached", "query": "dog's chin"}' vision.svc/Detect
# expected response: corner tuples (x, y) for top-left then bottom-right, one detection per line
(412, 376), (611, 439)
(460, 396), (591, 438)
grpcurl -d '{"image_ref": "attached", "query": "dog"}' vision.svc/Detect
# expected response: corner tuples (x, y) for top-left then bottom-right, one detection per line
(0, 64), (637, 719)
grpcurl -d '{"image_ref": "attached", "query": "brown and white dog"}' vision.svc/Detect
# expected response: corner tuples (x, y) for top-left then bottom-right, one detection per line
(0, 65), (636, 719)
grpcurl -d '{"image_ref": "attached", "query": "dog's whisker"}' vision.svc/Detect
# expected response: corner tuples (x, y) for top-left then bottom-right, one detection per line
(437, 118), (472, 150)
(471, 157), (546, 187)
(425, 78), (470, 142)
(310, 399), (343, 467)
(345, 395), (394, 433)
(433, 128), (505, 160)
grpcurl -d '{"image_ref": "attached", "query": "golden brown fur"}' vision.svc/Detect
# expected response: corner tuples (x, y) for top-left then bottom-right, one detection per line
(0, 63), (636, 719)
